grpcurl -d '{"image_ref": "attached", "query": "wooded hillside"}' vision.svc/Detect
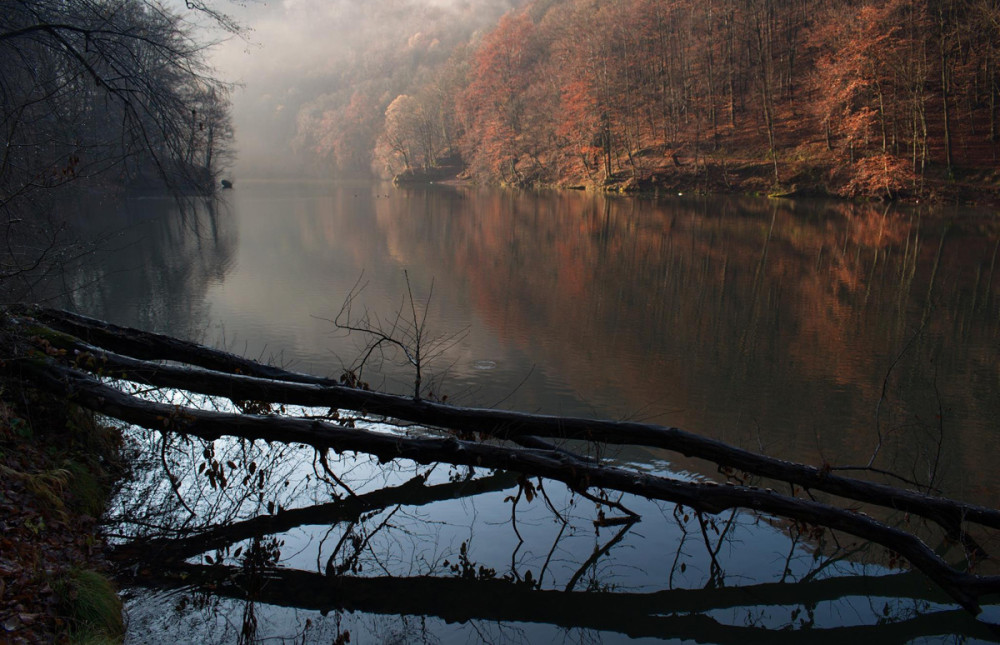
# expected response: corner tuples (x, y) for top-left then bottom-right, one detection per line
(302, 0), (1000, 200)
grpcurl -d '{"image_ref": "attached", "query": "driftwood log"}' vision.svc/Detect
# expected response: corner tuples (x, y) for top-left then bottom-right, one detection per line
(4, 307), (1000, 614)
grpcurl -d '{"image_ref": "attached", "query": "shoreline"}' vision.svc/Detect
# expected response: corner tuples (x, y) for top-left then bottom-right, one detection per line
(396, 157), (1000, 209)
(0, 371), (125, 644)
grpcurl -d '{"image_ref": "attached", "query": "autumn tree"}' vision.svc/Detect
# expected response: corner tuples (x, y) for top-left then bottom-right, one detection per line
(548, 0), (658, 182)
(457, 11), (554, 184)
(379, 94), (439, 173)
(810, 0), (924, 197)
(970, 0), (1000, 144)
(369, 0), (1000, 193)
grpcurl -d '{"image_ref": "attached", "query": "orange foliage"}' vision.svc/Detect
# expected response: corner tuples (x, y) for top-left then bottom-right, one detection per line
(457, 12), (549, 182)
(842, 153), (917, 199)
(292, 0), (1000, 196)
(446, 0), (1000, 195)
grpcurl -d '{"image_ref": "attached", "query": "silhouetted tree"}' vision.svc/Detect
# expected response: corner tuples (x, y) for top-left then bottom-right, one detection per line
(0, 0), (236, 300)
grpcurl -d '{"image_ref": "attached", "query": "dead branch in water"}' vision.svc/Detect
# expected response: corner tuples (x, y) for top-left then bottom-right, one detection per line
(5, 307), (1000, 613)
(23, 308), (1000, 541)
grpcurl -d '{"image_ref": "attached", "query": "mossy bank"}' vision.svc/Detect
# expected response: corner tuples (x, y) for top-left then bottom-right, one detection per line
(0, 376), (126, 644)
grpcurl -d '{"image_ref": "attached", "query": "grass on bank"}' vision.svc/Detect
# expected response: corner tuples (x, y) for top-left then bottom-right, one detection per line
(0, 378), (126, 644)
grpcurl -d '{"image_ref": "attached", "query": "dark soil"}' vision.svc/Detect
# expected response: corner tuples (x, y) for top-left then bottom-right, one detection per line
(0, 381), (125, 644)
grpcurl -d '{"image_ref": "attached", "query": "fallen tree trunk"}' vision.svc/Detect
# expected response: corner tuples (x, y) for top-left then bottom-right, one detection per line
(20, 308), (1000, 542)
(9, 351), (1000, 613)
(6, 308), (1000, 613)
(24, 307), (334, 386)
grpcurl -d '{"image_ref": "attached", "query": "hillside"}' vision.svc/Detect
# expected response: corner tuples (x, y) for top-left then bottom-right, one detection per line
(290, 0), (1000, 203)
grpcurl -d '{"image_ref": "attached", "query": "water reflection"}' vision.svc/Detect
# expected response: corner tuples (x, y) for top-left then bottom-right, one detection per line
(373, 186), (1000, 504)
(59, 195), (236, 338)
(61, 182), (1000, 502)
(109, 412), (999, 644)
(51, 182), (1000, 641)
(126, 565), (995, 642)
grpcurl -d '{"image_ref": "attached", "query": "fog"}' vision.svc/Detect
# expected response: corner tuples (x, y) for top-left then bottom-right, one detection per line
(208, 0), (523, 179)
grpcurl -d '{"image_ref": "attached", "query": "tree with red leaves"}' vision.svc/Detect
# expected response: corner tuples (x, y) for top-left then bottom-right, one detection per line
(458, 11), (560, 185)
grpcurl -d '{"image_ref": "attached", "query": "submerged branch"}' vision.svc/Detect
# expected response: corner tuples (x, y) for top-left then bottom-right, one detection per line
(22, 308), (1000, 541)
(9, 353), (1000, 613)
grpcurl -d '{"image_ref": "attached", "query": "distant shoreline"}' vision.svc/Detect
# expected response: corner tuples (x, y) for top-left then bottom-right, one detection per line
(391, 157), (1000, 208)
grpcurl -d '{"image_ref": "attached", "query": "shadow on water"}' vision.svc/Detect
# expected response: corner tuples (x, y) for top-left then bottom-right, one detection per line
(104, 398), (1000, 643)
(45, 182), (1000, 642)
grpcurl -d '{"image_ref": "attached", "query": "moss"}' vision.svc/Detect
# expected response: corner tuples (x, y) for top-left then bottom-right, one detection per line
(0, 463), (71, 516)
(54, 568), (125, 643)
(21, 323), (80, 345)
(65, 459), (106, 518)
(1, 376), (126, 643)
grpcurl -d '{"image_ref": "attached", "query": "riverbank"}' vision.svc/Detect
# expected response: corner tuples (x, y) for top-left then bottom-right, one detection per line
(404, 151), (1000, 207)
(0, 378), (125, 644)
(593, 155), (1000, 207)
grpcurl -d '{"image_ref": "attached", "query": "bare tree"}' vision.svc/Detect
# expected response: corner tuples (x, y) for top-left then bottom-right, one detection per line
(0, 0), (237, 301)
(329, 272), (468, 401)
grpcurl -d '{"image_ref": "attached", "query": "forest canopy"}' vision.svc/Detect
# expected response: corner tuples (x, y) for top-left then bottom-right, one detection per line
(292, 0), (1000, 200)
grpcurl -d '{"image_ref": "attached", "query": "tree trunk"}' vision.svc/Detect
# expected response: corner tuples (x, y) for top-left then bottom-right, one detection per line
(939, 6), (954, 176)
(22, 307), (1000, 538)
(8, 308), (1000, 614)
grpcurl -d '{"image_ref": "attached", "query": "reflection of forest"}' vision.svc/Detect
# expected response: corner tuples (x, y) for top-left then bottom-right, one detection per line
(58, 196), (237, 340)
(375, 188), (1000, 504)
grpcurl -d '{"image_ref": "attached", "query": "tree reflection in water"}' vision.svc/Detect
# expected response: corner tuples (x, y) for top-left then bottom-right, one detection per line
(24, 185), (1000, 641)
(102, 391), (1000, 644)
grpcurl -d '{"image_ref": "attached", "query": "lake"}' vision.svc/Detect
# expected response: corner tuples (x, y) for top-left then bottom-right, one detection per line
(56, 181), (1000, 642)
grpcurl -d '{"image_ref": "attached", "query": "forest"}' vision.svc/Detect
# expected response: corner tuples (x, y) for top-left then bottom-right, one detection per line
(0, 0), (235, 198)
(295, 0), (1000, 200)
(0, 0), (237, 302)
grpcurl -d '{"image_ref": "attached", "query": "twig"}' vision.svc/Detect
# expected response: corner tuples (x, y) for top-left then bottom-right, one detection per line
(870, 324), (925, 469)
(317, 450), (357, 498)
(160, 433), (197, 518)
(565, 519), (638, 592)
(573, 487), (641, 520)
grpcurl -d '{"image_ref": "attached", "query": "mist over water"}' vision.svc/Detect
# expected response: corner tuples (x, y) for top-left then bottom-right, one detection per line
(208, 0), (524, 179)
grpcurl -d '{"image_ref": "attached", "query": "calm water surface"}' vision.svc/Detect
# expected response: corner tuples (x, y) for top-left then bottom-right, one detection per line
(59, 181), (1000, 642)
